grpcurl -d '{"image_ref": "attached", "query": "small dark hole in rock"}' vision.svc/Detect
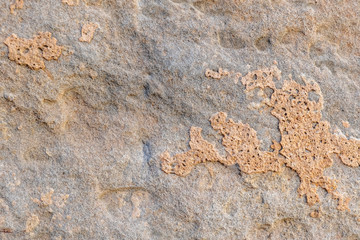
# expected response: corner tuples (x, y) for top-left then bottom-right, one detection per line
(255, 35), (271, 51)
(264, 87), (274, 98)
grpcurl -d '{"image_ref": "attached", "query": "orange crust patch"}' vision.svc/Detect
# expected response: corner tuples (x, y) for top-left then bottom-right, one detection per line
(205, 68), (229, 80)
(4, 32), (62, 70)
(161, 65), (360, 211)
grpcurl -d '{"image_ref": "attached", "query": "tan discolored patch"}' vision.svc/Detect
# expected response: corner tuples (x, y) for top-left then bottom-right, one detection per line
(161, 115), (283, 176)
(10, 0), (24, 15)
(79, 23), (99, 43)
(240, 65), (280, 90)
(62, 0), (79, 6)
(234, 72), (242, 84)
(336, 138), (360, 167)
(310, 210), (321, 218)
(342, 121), (350, 128)
(26, 214), (39, 233)
(205, 68), (229, 80)
(4, 32), (62, 70)
(209, 112), (283, 174)
(83, 0), (103, 6)
(54, 194), (69, 208)
(161, 65), (360, 211)
(161, 127), (226, 176)
(33, 188), (58, 207)
(242, 66), (360, 206)
(40, 189), (54, 206)
(334, 193), (350, 212)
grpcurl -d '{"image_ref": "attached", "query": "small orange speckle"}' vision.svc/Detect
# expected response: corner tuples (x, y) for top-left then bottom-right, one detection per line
(205, 68), (229, 80)
(310, 209), (321, 218)
(342, 121), (350, 128)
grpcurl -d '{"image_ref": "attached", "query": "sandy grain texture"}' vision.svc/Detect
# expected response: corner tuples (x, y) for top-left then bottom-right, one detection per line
(1, 0), (360, 239)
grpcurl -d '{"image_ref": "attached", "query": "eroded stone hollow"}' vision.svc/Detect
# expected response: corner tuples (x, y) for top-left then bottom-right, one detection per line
(161, 65), (360, 211)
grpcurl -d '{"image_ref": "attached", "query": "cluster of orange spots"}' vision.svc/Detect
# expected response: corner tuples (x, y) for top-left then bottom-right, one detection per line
(161, 65), (360, 211)
(209, 112), (283, 173)
(5, 3), (99, 71)
(205, 68), (229, 80)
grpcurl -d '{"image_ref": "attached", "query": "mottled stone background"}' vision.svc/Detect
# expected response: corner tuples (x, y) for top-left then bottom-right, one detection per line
(0, 0), (359, 239)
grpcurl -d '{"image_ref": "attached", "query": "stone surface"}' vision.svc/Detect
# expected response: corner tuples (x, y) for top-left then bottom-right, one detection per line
(0, 0), (360, 239)
(79, 23), (98, 43)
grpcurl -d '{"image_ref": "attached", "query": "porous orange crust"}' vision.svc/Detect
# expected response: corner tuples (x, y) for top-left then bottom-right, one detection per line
(209, 112), (283, 173)
(4, 32), (62, 70)
(161, 65), (360, 211)
(161, 127), (226, 176)
(79, 23), (99, 43)
(205, 68), (229, 80)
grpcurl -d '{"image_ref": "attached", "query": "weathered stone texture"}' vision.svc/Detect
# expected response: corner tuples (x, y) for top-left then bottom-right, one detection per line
(0, 0), (359, 239)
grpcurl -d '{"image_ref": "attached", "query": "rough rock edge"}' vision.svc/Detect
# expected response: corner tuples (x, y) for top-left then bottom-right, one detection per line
(79, 23), (99, 43)
(161, 65), (360, 212)
(3, 32), (63, 70)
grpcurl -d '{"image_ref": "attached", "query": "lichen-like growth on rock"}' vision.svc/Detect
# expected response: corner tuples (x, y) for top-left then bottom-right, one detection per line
(10, 0), (24, 15)
(161, 127), (227, 176)
(242, 66), (358, 208)
(79, 23), (99, 43)
(4, 32), (63, 70)
(161, 65), (360, 211)
(209, 112), (283, 174)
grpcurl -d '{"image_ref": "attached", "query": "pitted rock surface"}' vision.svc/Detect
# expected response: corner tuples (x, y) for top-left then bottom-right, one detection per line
(1, 0), (360, 239)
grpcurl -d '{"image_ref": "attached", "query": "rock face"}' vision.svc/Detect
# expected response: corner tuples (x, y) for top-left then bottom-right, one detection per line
(0, 0), (359, 239)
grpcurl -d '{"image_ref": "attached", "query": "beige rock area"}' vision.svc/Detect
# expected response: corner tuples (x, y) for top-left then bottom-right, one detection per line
(0, 0), (359, 239)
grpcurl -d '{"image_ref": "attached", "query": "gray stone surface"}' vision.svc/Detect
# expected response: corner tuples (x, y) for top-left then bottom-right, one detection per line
(0, 0), (360, 239)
